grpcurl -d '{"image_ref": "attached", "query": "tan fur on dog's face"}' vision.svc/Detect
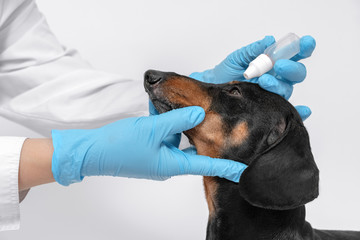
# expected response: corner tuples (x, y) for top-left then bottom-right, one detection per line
(149, 74), (250, 159)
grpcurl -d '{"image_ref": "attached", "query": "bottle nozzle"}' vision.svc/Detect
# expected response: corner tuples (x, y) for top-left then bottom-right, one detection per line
(243, 54), (273, 80)
(243, 65), (258, 80)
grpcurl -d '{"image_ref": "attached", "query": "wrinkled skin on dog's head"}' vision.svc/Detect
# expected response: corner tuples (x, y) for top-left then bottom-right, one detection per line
(144, 70), (319, 210)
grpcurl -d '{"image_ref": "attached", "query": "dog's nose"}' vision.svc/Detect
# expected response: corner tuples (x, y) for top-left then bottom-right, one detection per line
(144, 70), (163, 85)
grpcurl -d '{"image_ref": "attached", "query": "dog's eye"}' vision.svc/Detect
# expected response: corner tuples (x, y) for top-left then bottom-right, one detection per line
(228, 87), (241, 96)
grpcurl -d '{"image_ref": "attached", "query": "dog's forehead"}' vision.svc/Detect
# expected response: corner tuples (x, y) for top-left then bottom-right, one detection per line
(214, 81), (293, 117)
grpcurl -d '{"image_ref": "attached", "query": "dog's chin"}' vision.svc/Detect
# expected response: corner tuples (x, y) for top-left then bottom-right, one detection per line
(151, 98), (197, 145)
(151, 98), (181, 114)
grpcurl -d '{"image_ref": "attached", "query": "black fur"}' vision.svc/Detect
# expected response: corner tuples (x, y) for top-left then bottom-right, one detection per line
(144, 70), (360, 240)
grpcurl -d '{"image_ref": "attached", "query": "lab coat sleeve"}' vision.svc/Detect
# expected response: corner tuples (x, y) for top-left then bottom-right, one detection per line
(0, 0), (148, 231)
(0, 0), (149, 137)
(0, 137), (27, 231)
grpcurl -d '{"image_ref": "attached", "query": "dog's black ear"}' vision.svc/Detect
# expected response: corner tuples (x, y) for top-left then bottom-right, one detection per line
(239, 118), (319, 210)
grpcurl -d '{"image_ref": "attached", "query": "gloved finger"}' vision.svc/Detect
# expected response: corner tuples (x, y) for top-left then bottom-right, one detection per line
(182, 146), (197, 155)
(189, 71), (204, 82)
(163, 133), (182, 148)
(179, 152), (248, 182)
(240, 76), (260, 84)
(149, 100), (159, 116)
(274, 59), (307, 84)
(151, 100), (182, 146)
(156, 106), (205, 140)
(258, 74), (294, 100)
(290, 35), (316, 62)
(231, 36), (275, 67)
(295, 105), (312, 121)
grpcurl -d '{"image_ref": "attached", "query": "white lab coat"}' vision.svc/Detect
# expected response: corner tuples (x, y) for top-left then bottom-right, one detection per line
(0, 0), (148, 231)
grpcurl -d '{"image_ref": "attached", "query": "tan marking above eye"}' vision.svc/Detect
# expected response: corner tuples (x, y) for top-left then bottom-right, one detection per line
(227, 121), (249, 146)
(228, 81), (239, 85)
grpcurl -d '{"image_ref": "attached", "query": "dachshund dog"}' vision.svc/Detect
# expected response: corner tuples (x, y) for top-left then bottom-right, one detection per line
(144, 70), (360, 240)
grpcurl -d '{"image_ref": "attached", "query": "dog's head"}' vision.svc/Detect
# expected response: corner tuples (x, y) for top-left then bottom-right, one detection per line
(144, 70), (319, 210)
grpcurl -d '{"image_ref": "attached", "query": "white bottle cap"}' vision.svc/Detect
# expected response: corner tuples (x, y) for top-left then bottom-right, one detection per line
(243, 54), (273, 80)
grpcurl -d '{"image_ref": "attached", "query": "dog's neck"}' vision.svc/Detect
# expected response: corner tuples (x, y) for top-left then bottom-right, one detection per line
(204, 177), (313, 240)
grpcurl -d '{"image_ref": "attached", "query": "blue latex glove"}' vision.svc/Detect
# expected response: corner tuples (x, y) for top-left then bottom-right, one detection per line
(190, 35), (316, 121)
(51, 106), (247, 186)
(149, 100), (181, 148)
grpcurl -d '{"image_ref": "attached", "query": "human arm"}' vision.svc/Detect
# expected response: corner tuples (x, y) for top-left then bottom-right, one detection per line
(0, 0), (143, 231)
(0, 137), (55, 231)
(14, 107), (246, 189)
(18, 138), (55, 191)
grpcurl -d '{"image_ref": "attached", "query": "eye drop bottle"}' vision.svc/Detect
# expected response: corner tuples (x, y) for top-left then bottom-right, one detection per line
(243, 33), (300, 80)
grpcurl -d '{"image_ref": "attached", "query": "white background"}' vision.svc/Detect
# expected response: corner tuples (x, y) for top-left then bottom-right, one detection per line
(1, 0), (360, 239)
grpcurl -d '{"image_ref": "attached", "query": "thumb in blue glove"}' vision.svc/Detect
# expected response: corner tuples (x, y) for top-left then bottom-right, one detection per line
(52, 106), (247, 186)
(149, 100), (181, 147)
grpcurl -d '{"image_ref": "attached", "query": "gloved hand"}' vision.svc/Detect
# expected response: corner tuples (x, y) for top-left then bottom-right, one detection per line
(190, 35), (316, 121)
(51, 106), (247, 186)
